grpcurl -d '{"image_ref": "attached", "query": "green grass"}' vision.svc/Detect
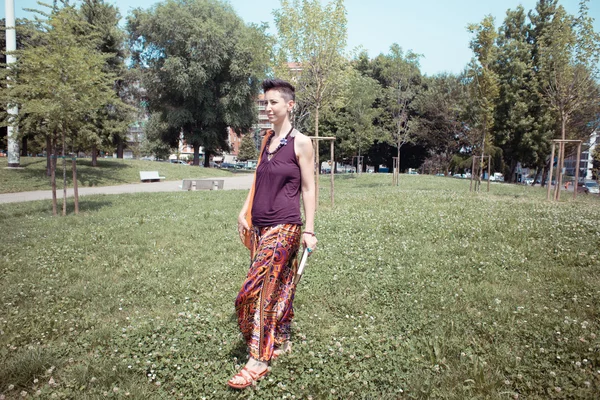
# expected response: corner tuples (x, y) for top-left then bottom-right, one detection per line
(0, 157), (234, 194)
(1, 175), (599, 399)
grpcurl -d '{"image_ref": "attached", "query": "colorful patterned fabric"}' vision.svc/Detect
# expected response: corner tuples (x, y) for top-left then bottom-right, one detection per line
(235, 223), (301, 362)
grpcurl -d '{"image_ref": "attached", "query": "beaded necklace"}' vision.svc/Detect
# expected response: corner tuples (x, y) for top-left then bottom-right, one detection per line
(266, 126), (294, 161)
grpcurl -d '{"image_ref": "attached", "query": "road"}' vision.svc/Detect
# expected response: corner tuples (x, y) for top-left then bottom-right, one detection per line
(0, 174), (254, 204)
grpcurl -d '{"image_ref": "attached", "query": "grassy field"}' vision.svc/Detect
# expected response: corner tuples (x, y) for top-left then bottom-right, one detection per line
(1, 175), (599, 399)
(0, 157), (233, 194)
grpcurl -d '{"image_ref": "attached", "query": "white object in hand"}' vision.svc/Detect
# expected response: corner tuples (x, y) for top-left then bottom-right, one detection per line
(294, 248), (310, 284)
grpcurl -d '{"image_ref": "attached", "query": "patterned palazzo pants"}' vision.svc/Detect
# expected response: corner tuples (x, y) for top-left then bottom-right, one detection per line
(235, 224), (301, 362)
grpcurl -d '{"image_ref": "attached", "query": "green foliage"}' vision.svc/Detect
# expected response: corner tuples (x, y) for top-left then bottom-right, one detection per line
(1, 175), (599, 398)
(273, 0), (348, 136)
(0, 4), (130, 156)
(415, 73), (468, 173)
(493, 6), (540, 180)
(127, 0), (270, 166)
(535, 0), (600, 141)
(237, 134), (257, 161)
(139, 113), (176, 160)
(375, 44), (423, 155)
(592, 144), (600, 179)
(78, 0), (133, 158)
(335, 68), (382, 158)
(466, 15), (500, 156)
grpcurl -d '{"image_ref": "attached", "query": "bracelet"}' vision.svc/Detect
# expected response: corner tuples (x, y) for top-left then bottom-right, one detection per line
(302, 231), (316, 237)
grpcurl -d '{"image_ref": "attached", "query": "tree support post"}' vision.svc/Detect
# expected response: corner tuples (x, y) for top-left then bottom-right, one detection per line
(487, 155), (491, 192)
(392, 157), (399, 186)
(470, 156), (476, 192)
(470, 155), (491, 192)
(573, 142), (581, 200)
(548, 139), (582, 201)
(352, 155), (364, 176)
(310, 136), (336, 208)
(547, 142), (555, 201)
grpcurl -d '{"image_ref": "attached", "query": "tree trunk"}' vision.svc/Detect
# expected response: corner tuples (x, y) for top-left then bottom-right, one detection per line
(21, 136), (28, 157)
(541, 160), (549, 187)
(204, 150), (210, 167)
(62, 133), (67, 216)
(116, 135), (124, 159)
(508, 160), (517, 183)
(91, 143), (98, 167)
(397, 145), (401, 185)
(193, 144), (200, 166)
(46, 135), (52, 177)
(72, 157), (79, 214)
(533, 167), (540, 187)
(555, 114), (567, 200)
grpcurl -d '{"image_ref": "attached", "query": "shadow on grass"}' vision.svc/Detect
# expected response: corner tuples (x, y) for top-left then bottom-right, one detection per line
(70, 159), (131, 187)
(0, 199), (114, 219)
(228, 340), (249, 362)
(8, 158), (133, 188)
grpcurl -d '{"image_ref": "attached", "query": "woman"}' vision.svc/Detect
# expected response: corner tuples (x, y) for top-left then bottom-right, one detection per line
(228, 79), (318, 389)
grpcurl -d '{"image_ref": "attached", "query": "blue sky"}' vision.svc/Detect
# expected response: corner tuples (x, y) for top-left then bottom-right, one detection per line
(3, 0), (599, 76)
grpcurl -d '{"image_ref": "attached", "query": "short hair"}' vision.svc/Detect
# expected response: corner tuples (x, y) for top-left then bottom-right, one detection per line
(262, 79), (295, 102)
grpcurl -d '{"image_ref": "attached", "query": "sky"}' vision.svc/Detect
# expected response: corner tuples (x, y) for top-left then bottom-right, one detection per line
(3, 0), (599, 76)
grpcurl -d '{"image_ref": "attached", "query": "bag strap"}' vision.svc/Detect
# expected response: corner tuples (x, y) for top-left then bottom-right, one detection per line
(245, 130), (274, 227)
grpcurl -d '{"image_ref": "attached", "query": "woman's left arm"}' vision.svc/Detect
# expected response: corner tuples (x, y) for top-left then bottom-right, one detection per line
(296, 135), (318, 250)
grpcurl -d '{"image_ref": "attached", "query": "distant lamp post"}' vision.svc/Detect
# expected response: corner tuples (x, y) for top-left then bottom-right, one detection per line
(5, 0), (20, 168)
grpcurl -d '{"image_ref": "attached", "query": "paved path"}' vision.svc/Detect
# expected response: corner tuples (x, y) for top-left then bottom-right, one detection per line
(0, 174), (254, 204)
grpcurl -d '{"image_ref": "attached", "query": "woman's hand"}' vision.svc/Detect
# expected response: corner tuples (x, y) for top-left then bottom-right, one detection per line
(302, 232), (318, 255)
(238, 213), (250, 243)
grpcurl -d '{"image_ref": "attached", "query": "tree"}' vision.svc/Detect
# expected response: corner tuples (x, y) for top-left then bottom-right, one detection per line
(375, 44), (422, 179)
(139, 112), (174, 160)
(527, 0), (560, 184)
(237, 134), (258, 161)
(273, 0), (347, 191)
(127, 0), (270, 167)
(1, 5), (128, 215)
(79, 0), (132, 165)
(335, 68), (381, 164)
(0, 18), (37, 155)
(415, 73), (468, 175)
(466, 15), (500, 189)
(536, 0), (600, 196)
(536, 0), (600, 193)
(493, 6), (539, 182)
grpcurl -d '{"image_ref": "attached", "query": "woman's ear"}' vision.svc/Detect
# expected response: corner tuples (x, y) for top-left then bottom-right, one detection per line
(288, 100), (295, 112)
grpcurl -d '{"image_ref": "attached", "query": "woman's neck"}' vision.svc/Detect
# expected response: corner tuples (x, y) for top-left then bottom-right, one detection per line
(272, 121), (292, 138)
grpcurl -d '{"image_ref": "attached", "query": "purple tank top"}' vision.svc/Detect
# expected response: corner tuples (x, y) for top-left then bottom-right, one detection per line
(251, 132), (303, 227)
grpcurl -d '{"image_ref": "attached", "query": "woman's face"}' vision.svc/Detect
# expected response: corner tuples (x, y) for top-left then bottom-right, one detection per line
(265, 89), (293, 126)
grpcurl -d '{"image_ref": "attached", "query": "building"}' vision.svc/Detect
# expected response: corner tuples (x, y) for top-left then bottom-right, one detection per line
(564, 130), (598, 180)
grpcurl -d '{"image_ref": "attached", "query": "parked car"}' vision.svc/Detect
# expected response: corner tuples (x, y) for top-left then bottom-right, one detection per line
(220, 162), (239, 169)
(523, 177), (534, 185)
(170, 159), (189, 165)
(579, 181), (599, 194)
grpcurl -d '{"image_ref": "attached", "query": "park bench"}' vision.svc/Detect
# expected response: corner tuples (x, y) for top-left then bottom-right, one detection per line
(139, 171), (165, 182)
(180, 179), (224, 191)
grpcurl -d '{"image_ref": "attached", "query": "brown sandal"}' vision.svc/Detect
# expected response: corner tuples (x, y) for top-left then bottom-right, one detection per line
(227, 367), (269, 389)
